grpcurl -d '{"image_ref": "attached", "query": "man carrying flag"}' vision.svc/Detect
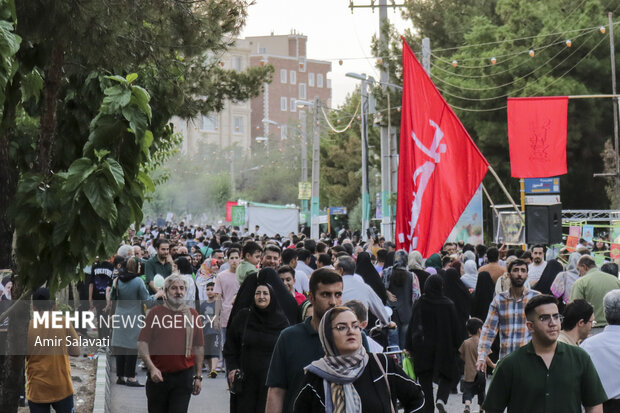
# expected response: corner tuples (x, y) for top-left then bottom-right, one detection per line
(395, 38), (489, 258)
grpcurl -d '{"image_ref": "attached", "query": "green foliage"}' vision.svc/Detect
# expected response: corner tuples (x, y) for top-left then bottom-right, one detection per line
(11, 75), (155, 291)
(0, 0), (273, 293)
(373, 0), (617, 209)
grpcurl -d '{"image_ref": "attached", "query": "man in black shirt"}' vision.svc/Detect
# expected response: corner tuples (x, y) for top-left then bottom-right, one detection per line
(89, 258), (113, 344)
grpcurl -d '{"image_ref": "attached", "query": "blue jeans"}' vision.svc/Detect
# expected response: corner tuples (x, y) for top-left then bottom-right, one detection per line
(29, 394), (74, 413)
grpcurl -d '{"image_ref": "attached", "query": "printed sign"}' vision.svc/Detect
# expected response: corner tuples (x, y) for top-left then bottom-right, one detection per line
(298, 182), (312, 200)
(569, 226), (581, 238)
(447, 185), (483, 245)
(524, 177), (560, 194)
(582, 225), (594, 243)
(566, 236), (579, 252)
(231, 206), (245, 227)
(611, 244), (620, 260)
(328, 207), (347, 215)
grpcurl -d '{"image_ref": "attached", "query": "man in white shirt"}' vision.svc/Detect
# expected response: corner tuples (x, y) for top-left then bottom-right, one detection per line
(335, 255), (394, 328)
(528, 245), (547, 287)
(581, 289), (620, 412)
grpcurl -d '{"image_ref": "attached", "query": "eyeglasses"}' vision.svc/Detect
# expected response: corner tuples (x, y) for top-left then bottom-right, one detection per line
(537, 313), (564, 323)
(332, 324), (362, 334)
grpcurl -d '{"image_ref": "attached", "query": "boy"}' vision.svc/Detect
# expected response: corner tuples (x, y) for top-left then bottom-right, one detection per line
(344, 299), (384, 352)
(235, 241), (262, 284)
(459, 318), (495, 413)
(200, 282), (220, 378)
(278, 266), (306, 305)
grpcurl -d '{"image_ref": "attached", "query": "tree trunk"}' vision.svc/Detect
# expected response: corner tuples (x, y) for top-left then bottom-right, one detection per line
(37, 43), (64, 176)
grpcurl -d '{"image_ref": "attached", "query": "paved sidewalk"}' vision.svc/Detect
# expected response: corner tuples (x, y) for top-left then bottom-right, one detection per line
(107, 360), (479, 413)
(109, 365), (229, 413)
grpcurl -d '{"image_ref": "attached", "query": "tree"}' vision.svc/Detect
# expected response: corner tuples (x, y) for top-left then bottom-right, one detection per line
(373, 0), (618, 213)
(0, 1), (272, 410)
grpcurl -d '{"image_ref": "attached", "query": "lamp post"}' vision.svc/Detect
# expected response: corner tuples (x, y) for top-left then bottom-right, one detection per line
(297, 98), (321, 240)
(346, 72), (371, 241)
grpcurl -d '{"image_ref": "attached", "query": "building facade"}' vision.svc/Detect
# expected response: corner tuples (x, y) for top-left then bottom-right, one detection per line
(171, 32), (331, 154)
(171, 39), (253, 154)
(246, 32), (332, 143)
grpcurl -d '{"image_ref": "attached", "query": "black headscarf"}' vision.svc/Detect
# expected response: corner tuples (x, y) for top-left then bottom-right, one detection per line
(406, 275), (461, 378)
(119, 257), (140, 282)
(247, 282), (289, 333)
(470, 271), (494, 321)
(442, 268), (470, 340)
(533, 259), (564, 295)
(383, 251), (395, 270)
(228, 267), (300, 325)
(355, 252), (388, 303)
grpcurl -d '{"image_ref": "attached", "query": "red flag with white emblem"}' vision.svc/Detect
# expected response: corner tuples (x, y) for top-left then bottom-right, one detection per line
(395, 38), (489, 257)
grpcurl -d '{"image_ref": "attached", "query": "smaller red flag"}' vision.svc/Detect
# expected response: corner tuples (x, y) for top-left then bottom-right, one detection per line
(507, 97), (568, 178)
(226, 201), (237, 222)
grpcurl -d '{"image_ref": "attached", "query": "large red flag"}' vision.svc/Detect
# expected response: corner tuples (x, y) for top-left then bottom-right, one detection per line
(507, 97), (568, 178)
(396, 39), (489, 257)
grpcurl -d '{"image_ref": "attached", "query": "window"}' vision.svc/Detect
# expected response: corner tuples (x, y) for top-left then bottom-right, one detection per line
(280, 69), (287, 83)
(290, 70), (296, 84)
(308, 73), (315, 87)
(317, 74), (324, 88)
(299, 83), (306, 99)
(232, 56), (242, 71)
(290, 98), (297, 112)
(259, 47), (266, 54)
(281, 125), (288, 140)
(281, 97), (288, 111)
(299, 58), (306, 72)
(233, 116), (244, 134)
(200, 113), (217, 131)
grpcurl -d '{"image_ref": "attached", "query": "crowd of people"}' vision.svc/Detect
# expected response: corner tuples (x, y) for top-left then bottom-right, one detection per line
(14, 221), (620, 413)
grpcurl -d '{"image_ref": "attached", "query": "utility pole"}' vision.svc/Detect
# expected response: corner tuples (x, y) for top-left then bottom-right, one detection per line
(609, 12), (620, 206)
(300, 111), (309, 216)
(350, 0), (405, 242)
(311, 97), (321, 240)
(229, 150), (235, 197)
(360, 76), (370, 241)
(422, 37), (431, 75)
(378, 0), (393, 241)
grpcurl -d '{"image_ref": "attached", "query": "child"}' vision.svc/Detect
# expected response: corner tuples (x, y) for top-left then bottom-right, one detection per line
(277, 266), (306, 305)
(343, 299), (384, 352)
(235, 241), (262, 284)
(200, 282), (221, 378)
(459, 317), (496, 413)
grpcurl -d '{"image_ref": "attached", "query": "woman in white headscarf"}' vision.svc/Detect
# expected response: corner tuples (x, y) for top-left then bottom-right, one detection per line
(550, 252), (581, 305)
(460, 260), (479, 291)
(294, 307), (424, 413)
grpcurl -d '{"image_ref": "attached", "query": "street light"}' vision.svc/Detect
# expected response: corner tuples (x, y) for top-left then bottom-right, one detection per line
(346, 72), (372, 241)
(297, 98), (320, 240)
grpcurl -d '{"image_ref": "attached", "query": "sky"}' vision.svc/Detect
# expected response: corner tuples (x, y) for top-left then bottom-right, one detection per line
(240, 0), (411, 107)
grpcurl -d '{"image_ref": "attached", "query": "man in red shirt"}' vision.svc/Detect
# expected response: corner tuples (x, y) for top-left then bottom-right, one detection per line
(138, 273), (205, 413)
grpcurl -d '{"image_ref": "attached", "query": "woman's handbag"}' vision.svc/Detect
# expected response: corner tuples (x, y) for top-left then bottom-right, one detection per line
(372, 353), (397, 413)
(230, 370), (245, 394)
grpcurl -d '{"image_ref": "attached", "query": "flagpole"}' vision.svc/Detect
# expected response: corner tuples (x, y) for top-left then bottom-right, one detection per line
(567, 94), (620, 99)
(487, 165), (525, 223)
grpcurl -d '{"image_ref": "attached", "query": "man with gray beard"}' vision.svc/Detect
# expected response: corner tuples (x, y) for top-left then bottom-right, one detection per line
(138, 274), (205, 413)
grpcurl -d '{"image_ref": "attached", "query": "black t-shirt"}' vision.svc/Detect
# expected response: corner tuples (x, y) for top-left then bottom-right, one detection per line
(90, 261), (113, 300)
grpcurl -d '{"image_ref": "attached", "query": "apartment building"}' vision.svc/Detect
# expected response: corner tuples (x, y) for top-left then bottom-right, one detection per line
(245, 31), (332, 142)
(171, 39), (253, 154)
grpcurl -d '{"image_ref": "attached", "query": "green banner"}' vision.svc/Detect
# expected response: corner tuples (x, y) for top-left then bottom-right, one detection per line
(231, 206), (245, 227)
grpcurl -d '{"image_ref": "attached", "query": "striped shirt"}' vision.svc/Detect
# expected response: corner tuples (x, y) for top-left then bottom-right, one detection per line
(477, 288), (540, 362)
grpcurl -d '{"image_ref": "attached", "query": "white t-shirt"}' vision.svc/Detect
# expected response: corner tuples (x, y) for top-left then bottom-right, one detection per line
(528, 261), (547, 284)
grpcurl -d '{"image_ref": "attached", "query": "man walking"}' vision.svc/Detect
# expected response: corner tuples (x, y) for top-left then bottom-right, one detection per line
(571, 255), (620, 330)
(557, 299), (594, 346)
(145, 238), (173, 293)
(265, 269), (344, 413)
(477, 259), (540, 370)
(138, 274), (204, 413)
(483, 294), (606, 413)
(581, 289), (620, 412)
